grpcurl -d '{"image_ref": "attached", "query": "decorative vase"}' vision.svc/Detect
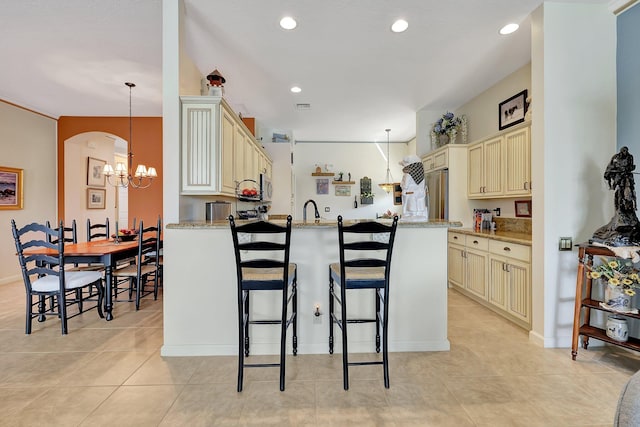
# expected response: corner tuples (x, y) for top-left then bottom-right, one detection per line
(437, 134), (449, 147)
(606, 315), (629, 342)
(604, 282), (632, 311)
(447, 128), (458, 144)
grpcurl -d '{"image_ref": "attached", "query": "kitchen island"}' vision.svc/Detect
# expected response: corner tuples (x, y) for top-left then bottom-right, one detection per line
(161, 219), (460, 356)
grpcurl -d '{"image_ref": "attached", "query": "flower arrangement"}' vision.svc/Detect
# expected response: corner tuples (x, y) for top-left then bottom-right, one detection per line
(587, 257), (640, 296)
(433, 112), (462, 135)
(431, 112), (467, 147)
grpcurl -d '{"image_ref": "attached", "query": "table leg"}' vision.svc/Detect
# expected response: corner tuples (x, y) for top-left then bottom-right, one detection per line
(104, 264), (114, 321)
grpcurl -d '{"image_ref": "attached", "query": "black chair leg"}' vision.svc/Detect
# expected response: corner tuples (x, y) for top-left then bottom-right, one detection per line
(37, 295), (46, 322)
(383, 298), (390, 388)
(244, 290), (250, 357)
(340, 285), (349, 391)
(279, 286), (288, 392)
(329, 275), (334, 354)
(237, 288), (245, 392)
(59, 293), (68, 335)
(292, 276), (298, 356)
(375, 290), (381, 353)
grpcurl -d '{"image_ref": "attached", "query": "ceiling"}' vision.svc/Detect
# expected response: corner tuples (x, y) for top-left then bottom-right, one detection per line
(0, 0), (609, 144)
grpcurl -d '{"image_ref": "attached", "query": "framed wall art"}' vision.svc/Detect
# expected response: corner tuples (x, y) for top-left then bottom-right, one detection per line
(316, 178), (329, 195)
(87, 188), (106, 209)
(335, 185), (351, 196)
(514, 200), (532, 218)
(87, 157), (106, 187)
(0, 166), (24, 210)
(499, 89), (528, 131)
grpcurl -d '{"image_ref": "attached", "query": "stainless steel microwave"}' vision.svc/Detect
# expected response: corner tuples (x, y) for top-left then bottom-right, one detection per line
(260, 173), (272, 202)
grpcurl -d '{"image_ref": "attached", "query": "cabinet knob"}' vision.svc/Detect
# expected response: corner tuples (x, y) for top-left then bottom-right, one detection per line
(453, 236), (458, 240)
(504, 246), (511, 252)
(473, 240), (479, 245)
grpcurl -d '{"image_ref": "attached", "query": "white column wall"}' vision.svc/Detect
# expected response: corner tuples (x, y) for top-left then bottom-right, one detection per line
(530, 3), (616, 347)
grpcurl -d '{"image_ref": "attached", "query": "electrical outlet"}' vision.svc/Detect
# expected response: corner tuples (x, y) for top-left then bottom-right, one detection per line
(559, 237), (573, 251)
(325, 207), (330, 213)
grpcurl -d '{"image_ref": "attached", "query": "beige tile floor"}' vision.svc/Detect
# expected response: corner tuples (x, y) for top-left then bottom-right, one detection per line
(0, 281), (639, 427)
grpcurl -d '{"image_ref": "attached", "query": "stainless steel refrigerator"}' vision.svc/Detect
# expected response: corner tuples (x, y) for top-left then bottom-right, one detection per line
(425, 169), (448, 220)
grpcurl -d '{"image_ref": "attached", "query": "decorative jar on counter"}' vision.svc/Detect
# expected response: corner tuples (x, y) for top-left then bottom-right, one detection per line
(606, 315), (629, 342)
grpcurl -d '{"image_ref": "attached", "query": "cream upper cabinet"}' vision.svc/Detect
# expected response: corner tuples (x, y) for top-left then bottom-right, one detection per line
(467, 122), (530, 199)
(467, 143), (484, 197)
(220, 106), (236, 195)
(422, 146), (449, 174)
(234, 126), (246, 185)
(180, 96), (271, 196)
(181, 98), (219, 194)
(504, 126), (531, 196)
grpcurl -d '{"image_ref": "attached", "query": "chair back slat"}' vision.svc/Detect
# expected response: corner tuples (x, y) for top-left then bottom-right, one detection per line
(336, 215), (399, 286)
(12, 219), (66, 291)
(87, 218), (110, 241)
(229, 215), (293, 288)
(45, 219), (77, 245)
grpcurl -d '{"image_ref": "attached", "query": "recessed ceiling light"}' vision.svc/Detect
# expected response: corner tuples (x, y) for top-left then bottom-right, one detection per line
(280, 16), (297, 30)
(290, 86), (301, 93)
(499, 23), (519, 35)
(391, 19), (408, 33)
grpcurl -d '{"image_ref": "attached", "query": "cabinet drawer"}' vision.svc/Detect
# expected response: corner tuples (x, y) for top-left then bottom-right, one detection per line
(489, 240), (530, 262)
(448, 232), (466, 245)
(466, 236), (489, 251)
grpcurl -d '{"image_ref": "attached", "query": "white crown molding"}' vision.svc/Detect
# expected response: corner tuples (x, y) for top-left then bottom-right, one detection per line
(609, 0), (638, 15)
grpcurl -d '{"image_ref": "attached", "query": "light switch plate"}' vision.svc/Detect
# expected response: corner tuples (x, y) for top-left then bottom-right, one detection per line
(325, 207), (330, 212)
(559, 237), (573, 251)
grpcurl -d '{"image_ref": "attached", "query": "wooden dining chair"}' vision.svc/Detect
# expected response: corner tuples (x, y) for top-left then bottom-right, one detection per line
(112, 218), (161, 310)
(87, 217), (110, 241)
(11, 220), (105, 334)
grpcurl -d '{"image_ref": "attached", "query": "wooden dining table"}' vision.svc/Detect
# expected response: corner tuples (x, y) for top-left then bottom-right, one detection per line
(26, 239), (144, 321)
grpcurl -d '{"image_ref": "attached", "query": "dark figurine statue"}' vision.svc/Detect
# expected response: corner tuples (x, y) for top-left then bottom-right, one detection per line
(592, 146), (640, 246)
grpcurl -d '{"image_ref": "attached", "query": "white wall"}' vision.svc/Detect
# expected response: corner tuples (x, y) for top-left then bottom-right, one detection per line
(64, 132), (118, 240)
(457, 64), (531, 143)
(0, 102), (57, 284)
(292, 142), (410, 220)
(531, 3), (616, 347)
(262, 140), (293, 215)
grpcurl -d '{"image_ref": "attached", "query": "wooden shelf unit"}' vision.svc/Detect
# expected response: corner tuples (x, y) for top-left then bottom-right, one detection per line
(571, 244), (640, 360)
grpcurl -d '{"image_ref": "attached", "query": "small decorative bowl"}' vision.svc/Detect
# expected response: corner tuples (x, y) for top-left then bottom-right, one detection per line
(112, 234), (137, 241)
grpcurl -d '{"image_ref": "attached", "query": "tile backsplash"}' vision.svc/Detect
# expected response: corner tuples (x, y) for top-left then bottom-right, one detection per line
(494, 217), (531, 234)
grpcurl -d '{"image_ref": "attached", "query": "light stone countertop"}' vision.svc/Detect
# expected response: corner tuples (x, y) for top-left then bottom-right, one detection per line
(167, 219), (462, 230)
(451, 228), (532, 246)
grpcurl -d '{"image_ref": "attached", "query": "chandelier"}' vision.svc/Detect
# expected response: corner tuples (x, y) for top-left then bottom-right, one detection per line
(378, 128), (395, 193)
(103, 82), (157, 189)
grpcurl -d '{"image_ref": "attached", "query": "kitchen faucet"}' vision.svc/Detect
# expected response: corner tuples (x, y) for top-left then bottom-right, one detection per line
(303, 199), (321, 222)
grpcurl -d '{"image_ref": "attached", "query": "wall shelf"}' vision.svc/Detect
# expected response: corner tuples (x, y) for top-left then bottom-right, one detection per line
(311, 172), (335, 177)
(332, 181), (355, 185)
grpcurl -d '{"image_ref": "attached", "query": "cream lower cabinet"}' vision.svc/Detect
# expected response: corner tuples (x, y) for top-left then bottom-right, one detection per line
(448, 230), (532, 330)
(447, 232), (488, 300)
(488, 240), (531, 328)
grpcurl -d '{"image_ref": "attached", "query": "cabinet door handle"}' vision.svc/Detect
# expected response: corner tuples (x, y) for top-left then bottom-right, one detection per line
(473, 240), (479, 245)
(502, 262), (507, 271)
(529, 181), (532, 190)
(506, 264), (511, 273)
(503, 246), (511, 252)
(524, 182), (528, 190)
(453, 236), (458, 240)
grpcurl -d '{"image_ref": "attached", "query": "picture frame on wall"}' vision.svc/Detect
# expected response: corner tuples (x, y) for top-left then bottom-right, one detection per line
(514, 200), (532, 218)
(335, 185), (351, 196)
(87, 188), (106, 209)
(87, 157), (106, 187)
(499, 89), (528, 131)
(316, 178), (329, 195)
(0, 166), (24, 210)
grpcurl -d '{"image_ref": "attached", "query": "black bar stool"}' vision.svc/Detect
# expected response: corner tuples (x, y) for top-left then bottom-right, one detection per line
(229, 215), (298, 392)
(329, 215), (399, 390)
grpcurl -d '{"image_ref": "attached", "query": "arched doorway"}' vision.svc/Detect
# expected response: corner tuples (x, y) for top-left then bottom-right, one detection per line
(64, 131), (130, 239)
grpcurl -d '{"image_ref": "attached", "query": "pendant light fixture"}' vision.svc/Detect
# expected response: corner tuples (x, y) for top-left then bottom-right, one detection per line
(379, 128), (395, 193)
(103, 82), (157, 189)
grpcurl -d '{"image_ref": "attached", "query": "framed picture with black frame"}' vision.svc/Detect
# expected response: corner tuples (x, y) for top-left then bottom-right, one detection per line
(499, 89), (528, 131)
